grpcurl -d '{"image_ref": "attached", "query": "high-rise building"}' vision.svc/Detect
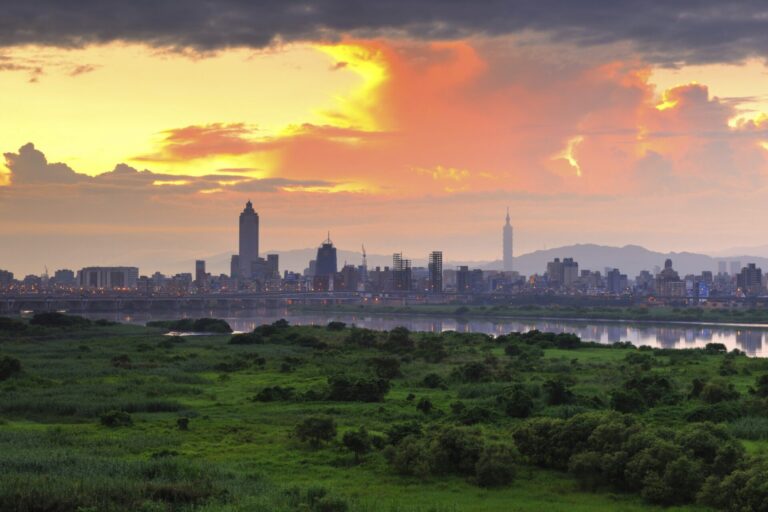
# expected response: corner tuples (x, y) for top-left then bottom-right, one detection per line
(503, 208), (513, 271)
(230, 255), (240, 279)
(267, 254), (279, 279)
(730, 260), (742, 276)
(717, 261), (727, 275)
(428, 251), (443, 293)
(456, 266), (471, 293)
(77, 267), (139, 290)
(392, 252), (412, 291)
(315, 235), (338, 276)
(655, 259), (685, 297)
(195, 260), (207, 291)
(238, 200), (259, 278)
(53, 269), (76, 286)
(737, 263), (763, 296)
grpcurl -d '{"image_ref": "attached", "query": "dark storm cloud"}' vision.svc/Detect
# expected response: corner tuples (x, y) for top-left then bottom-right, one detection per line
(3, 1), (768, 64)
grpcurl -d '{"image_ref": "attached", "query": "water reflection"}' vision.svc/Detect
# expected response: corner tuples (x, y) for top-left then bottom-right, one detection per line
(83, 309), (768, 357)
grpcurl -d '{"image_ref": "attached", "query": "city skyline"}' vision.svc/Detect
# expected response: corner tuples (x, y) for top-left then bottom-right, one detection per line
(4, 4), (768, 273)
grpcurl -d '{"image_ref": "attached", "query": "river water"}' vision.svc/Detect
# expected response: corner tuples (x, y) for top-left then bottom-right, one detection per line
(79, 308), (768, 357)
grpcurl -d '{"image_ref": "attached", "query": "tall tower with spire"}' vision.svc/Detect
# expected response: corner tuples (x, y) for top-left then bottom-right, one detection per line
(238, 200), (259, 278)
(503, 207), (513, 271)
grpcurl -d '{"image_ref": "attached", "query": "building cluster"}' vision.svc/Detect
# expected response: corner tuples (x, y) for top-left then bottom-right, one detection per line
(1, 201), (767, 302)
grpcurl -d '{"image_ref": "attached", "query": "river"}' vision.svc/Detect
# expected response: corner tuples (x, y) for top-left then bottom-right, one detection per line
(77, 308), (768, 357)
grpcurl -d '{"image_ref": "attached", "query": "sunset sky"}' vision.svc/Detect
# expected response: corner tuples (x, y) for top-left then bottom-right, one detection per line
(3, 2), (768, 275)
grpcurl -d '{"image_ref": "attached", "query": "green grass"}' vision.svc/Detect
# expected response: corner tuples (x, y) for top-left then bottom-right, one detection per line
(1, 318), (767, 511)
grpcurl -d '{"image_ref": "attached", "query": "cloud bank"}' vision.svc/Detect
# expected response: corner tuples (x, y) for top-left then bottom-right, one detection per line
(3, 1), (768, 64)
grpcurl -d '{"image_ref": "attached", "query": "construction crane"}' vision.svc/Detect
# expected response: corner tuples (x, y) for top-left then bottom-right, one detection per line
(361, 244), (367, 269)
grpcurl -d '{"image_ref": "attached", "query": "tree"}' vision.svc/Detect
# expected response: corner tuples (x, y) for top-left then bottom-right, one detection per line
(295, 416), (337, 448)
(342, 427), (371, 462)
(502, 385), (535, 418)
(543, 378), (574, 405)
(700, 379), (740, 404)
(100, 410), (133, 428)
(475, 444), (517, 487)
(368, 357), (401, 379)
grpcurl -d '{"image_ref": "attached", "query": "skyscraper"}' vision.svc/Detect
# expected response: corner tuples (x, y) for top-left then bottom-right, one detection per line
(195, 260), (207, 291)
(238, 200), (259, 278)
(503, 208), (513, 271)
(315, 234), (338, 276)
(428, 251), (443, 293)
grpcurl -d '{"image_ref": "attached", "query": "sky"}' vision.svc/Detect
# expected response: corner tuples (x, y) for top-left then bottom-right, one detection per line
(3, 1), (768, 275)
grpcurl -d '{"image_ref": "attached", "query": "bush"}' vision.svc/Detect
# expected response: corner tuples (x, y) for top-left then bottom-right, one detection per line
(254, 386), (296, 402)
(327, 375), (390, 402)
(0, 317), (27, 332)
(500, 384), (535, 418)
(342, 427), (371, 462)
(229, 332), (265, 344)
(326, 321), (346, 331)
(416, 398), (433, 414)
(367, 357), (401, 379)
(475, 444), (517, 487)
(700, 379), (740, 404)
(543, 378), (574, 406)
(0, 356), (22, 381)
(422, 373), (446, 389)
(100, 410), (133, 427)
(30, 312), (91, 328)
(295, 416), (337, 448)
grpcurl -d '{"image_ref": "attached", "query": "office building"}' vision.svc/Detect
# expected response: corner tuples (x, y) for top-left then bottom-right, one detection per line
(428, 251), (443, 293)
(392, 252), (412, 291)
(315, 235), (338, 276)
(77, 267), (139, 290)
(737, 263), (763, 296)
(195, 260), (207, 291)
(238, 200), (259, 278)
(730, 261), (742, 276)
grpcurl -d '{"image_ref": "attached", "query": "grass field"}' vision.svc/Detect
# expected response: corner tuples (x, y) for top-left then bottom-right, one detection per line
(1, 315), (768, 511)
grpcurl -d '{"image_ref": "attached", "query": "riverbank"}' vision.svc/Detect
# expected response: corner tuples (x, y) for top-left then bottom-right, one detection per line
(291, 302), (768, 326)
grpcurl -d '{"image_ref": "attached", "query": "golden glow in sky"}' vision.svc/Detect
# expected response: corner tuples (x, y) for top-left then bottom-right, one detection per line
(0, 43), (363, 176)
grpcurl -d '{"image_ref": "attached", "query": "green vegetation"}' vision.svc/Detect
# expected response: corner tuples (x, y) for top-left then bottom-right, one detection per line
(294, 302), (768, 326)
(2, 314), (768, 511)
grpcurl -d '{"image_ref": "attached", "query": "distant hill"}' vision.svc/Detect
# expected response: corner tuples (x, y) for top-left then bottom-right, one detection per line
(480, 244), (768, 277)
(175, 243), (768, 278)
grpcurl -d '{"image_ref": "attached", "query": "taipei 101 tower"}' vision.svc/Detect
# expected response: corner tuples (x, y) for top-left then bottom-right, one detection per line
(503, 208), (513, 271)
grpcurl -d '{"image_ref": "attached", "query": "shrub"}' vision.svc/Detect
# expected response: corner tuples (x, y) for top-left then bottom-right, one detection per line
(367, 357), (401, 379)
(0, 356), (22, 381)
(0, 317), (27, 332)
(100, 410), (133, 427)
(327, 375), (390, 402)
(254, 386), (295, 402)
(700, 379), (740, 404)
(543, 378), (574, 406)
(342, 426), (372, 462)
(416, 398), (433, 414)
(229, 332), (265, 344)
(422, 373), (446, 389)
(475, 444), (517, 487)
(386, 422), (422, 445)
(326, 321), (346, 331)
(30, 312), (91, 328)
(500, 384), (535, 418)
(295, 416), (337, 447)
